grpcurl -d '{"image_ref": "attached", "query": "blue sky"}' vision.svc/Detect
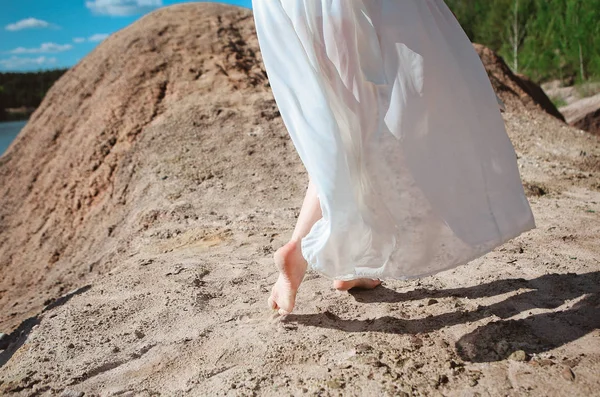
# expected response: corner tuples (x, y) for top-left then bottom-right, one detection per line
(0, 0), (253, 72)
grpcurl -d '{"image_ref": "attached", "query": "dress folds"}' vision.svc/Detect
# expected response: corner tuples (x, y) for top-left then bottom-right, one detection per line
(252, 0), (536, 280)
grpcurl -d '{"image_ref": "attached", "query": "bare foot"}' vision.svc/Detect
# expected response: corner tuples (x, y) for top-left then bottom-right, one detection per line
(268, 240), (307, 315)
(333, 279), (382, 291)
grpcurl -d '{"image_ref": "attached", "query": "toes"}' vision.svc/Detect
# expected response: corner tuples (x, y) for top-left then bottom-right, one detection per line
(269, 295), (290, 315)
(370, 279), (382, 288)
(278, 308), (290, 316)
(268, 295), (278, 310)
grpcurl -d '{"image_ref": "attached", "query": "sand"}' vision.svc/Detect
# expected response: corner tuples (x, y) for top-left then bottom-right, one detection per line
(0, 4), (599, 396)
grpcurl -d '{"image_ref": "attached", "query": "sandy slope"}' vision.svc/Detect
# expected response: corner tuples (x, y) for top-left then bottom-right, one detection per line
(1, 4), (599, 396)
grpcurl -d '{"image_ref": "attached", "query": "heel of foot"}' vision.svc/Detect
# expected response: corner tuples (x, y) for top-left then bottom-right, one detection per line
(333, 279), (381, 291)
(333, 280), (351, 291)
(269, 240), (308, 315)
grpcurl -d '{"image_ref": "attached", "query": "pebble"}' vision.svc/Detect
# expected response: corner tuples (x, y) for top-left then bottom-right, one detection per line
(508, 350), (528, 362)
(354, 343), (373, 354)
(447, 359), (463, 370)
(409, 336), (424, 348)
(427, 298), (439, 306)
(326, 379), (344, 389)
(437, 374), (449, 385)
(561, 366), (575, 381)
(60, 390), (84, 397)
(282, 323), (297, 331)
(139, 258), (154, 267)
(0, 332), (9, 349)
(533, 358), (554, 367)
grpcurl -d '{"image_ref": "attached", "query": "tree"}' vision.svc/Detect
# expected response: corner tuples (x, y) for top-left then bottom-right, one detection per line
(0, 69), (67, 121)
(0, 85), (6, 120)
(445, 0), (600, 83)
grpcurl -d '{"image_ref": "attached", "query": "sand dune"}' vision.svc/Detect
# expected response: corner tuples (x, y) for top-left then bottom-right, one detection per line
(1, 4), (599, 396)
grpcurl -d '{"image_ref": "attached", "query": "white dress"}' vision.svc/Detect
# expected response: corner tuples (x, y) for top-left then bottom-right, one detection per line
(252, 0), (535, 280)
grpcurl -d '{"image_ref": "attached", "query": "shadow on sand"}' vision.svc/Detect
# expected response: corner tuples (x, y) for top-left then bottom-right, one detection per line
(0, 285), (91, 368)
(284, 272), (600, 362)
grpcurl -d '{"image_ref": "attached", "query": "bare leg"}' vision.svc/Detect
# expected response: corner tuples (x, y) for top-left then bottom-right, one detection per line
(268, 179), (380, 315)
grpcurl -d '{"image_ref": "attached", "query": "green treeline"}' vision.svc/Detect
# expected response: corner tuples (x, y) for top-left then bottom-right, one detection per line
(0, 69), (67, 121)
(446, 0), (600, 83)
(3, 2), (600, 121)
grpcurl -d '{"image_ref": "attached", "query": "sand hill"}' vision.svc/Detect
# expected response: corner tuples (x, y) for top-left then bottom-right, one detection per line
(473, 44), (565, 122)
(1, 4), (599, 396)
(560, 93), (600, 136)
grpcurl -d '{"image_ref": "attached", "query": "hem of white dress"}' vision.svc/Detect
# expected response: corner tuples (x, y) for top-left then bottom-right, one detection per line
(304, 215), (536, 281)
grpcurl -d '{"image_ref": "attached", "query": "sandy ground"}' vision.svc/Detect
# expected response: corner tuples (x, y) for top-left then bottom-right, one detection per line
(0, 4), (599, 397)
(2, 106), (599, 397)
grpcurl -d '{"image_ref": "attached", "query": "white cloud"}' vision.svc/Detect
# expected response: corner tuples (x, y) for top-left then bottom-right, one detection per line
(5, 18), (53, 31)
(0, 56), (57, 70)
(88, 33), (109, 42)
(72, 34), (110, 44)
(86, 0), (163, 16)
(8, 43), (73, 54)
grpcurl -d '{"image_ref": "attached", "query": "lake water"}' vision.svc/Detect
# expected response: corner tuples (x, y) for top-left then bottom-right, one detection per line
(0, 120), (27, 156)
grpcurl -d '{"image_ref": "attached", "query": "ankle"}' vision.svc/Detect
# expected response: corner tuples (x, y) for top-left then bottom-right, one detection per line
(280, 240), (308, 270)
(288, 238), (302, 247)
(281, 239), (304, 257)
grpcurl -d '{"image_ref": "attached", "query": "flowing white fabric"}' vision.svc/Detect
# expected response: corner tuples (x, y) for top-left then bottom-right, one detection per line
(252, 0), (535, 280)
